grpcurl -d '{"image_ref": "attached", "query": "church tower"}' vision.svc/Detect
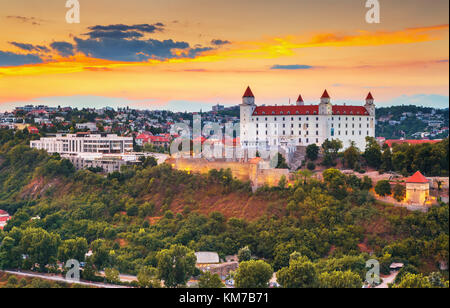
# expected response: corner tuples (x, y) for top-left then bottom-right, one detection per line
(319, 90), (332, 115)
(364, 92), (375, 116)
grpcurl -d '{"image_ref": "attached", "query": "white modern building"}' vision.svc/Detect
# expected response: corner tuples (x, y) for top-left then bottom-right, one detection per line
(239, 87), (375, 153)
(30, 132), (133, 155)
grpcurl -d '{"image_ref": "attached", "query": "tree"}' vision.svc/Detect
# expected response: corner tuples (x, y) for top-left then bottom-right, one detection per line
(393, 183), (406, 202)
(343, 142), (360, 170)
(275, 153), (288, 169)
(364, 137), (382, 169)
(234, 260), (273, 288)
(58, 237), (88, 264)
(381, 144), (393, 171)
(375, 180), (392, 197)
(238, 246), (251, 262)
(360, 176), (373, 190)
(392, 273), (432, 288)
(322, 168), (347, 200)
(318, 270), (362, 288)
(322, 139), (343, 167)
(306, 144), (319, 161)
(104, 268), (120, 284)
(19, 227), (61, 270)
(277, 256), (318, 288)
(198, 271), (224, 288)
(137, 266), (161, 288)
(306, 162), (316, 171)
(156, 244), (197, 288)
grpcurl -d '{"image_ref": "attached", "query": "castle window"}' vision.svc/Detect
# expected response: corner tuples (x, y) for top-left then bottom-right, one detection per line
(314, 111), (317, 115)
(296, 111), (299, 114)
(291, 131), (294, 135)
(359, 131), (361, 135)
(316, 117), (319, 121)
(306, 111), (310, 115)
(265, 117), (268, 121)
(287, 112), (291, 115)
(306, 117), (309, 121)
(316, 131), (319, 135)
(280, 112), (284, 115)
(316, 138), (319, 143)
(291, 117), (294, 121)
(316, 124), (319, 128)
(262, 112), (266, 115)
(282, 117), (285, 121)
(283, 131), (286, 135)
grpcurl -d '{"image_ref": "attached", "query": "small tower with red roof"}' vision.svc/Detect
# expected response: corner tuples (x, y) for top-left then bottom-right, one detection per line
(296, 94), (304, 106)
(364, 92), (376, 116)
(319, 90), (332, 115)
(405, 171), (430, 205)
(240, 86), (257, 146)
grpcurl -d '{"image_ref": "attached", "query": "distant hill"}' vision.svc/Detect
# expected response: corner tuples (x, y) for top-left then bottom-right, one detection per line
(376, 105), (449, 140)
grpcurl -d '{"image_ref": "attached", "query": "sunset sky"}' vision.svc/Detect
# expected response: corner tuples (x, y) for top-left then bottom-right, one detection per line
(0, 0), (448, 112)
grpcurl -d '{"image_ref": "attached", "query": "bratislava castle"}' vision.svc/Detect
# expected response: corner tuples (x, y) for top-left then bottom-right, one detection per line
(240, 87), (375, 152)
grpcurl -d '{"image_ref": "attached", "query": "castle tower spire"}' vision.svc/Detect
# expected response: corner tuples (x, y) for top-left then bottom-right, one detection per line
(296, 94), (304, 106)
(242, 86), (255, 105)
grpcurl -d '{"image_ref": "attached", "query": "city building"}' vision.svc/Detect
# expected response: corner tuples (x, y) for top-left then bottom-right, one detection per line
(405, 171), (430, 205)
(76, 122), (98, 131)
(239, 87), (376, 154)
(30, 132), (133, 155)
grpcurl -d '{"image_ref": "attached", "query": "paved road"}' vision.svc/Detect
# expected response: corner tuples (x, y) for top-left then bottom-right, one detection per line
(376, 272), (398, 288)
(2, 270), (130, 288)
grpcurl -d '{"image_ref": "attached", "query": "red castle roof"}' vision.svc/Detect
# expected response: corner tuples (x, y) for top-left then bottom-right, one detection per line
(321, 90), (330, 99)
(406, 171), (428, 184)
(252, 105), (368, 116)
(296, 95), (304, 102)
(366, 92), (374, 100)
(243, 86), (254, 98)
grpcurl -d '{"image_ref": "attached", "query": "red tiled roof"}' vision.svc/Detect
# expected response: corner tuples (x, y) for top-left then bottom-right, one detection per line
(366, 92), (374, 100)
(321, 90), (330, 99)
(385, 139), (442, 147)
(332, 105), (369, 115)
(27, 126), (39, 134)
(296, 95), (304, 102)
(0, 209), (9, 215)
(0, 216), (10, 222)
(252, 105), (369, 116)
(136, 133), (153, 140)
(243, 86), (254, 98)
(406, 171), (428, 183)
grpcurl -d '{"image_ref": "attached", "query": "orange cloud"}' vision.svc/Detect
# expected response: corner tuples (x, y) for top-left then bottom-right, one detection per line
(0, 24), (447, 77)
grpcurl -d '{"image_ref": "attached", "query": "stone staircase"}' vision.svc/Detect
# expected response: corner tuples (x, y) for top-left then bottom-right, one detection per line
(289, 146), (306, 171)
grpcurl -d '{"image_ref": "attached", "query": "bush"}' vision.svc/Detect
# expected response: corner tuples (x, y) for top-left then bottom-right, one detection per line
(375, 180), (392, 197)
(307, 162), (316, 171)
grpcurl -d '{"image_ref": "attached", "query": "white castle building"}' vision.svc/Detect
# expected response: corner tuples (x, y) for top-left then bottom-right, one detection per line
(240, 87), (375, 155)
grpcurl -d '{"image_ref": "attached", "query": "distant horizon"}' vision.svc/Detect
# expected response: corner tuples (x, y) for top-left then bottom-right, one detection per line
(1, 99), (449, 114)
